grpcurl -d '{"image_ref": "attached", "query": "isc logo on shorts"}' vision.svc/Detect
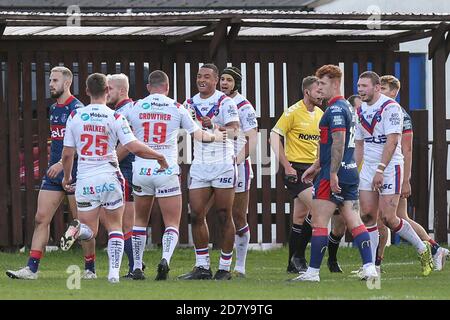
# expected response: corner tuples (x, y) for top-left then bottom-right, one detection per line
(219, 178), (232, 183)
(237, 182), (243, 187)
(381, 184), (393, 190)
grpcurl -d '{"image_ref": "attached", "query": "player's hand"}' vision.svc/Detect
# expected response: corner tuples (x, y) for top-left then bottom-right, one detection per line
(156, 156), (169, 172)
(372, 171), (384, 193)
(213, 129), (227, 143)
(62, 176), (75, 193)
(330, 173), (341, 194)
(285, 166), (298, 183)
(301, 165), (318, 184)
(201, 116), (213, 129)
(47, 162), (63, 179)
(401, 180), (411, 198)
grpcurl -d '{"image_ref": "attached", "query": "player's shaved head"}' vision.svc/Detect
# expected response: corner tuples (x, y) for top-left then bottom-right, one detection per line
(107, 73), (129, 92)
(200, 64), (219, 78)
(86, 73), (108, 98)
(148, 70), (169, 88)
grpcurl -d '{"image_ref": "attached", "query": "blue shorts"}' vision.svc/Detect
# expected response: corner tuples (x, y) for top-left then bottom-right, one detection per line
(120, 167), (134, 202)
(313, 178), (358, 206)
(40, 165), (77, 195)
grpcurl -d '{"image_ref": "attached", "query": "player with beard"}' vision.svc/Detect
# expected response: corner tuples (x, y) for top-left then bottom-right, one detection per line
(355, 71), (433, 277)
(6, 67), (96, 280)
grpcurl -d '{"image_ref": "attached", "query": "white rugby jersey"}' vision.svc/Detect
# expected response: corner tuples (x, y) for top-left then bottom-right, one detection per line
(185, 90), (239, 164)
(64, 104), (137, 179)
(355, 94), (404, 165)
(233, 92), (258, 159)
(122, 93), (199, 173)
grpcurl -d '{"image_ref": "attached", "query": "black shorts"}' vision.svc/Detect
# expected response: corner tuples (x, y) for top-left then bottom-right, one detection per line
(284, 162), (314, 199)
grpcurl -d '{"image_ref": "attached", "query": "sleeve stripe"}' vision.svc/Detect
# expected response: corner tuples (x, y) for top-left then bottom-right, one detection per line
(271, 127), (285, 137)
(331, 128), (346, 132)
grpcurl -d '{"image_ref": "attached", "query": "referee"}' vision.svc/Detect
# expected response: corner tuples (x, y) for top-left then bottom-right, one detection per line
(270, 76), (323, 273)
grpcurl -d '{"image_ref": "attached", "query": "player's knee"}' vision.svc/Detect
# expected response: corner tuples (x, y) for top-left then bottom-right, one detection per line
(361, 213), (374, 225)
(382, 216), (397, 229)
(190, 212), (205, 226)
(34, 210), (51, 227)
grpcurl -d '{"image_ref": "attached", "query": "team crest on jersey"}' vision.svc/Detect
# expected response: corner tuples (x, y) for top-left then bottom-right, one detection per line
(81, 113), (90, 121)
(60, 113), (68, 123)
(375, 114), (382, 122)
(213, 108), (220, 116)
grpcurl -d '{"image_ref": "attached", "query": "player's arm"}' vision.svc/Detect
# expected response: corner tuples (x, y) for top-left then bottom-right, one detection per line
(61, 146), (76, 192)
(401, 131), (413, 198)
(330, 130), (346, 193)
(355, 139), (364, 169)
(192, 128), (226, 143)
(116, 143), (130, 162)
(124, 140), (168, 170)
(236, 128), (258, 164)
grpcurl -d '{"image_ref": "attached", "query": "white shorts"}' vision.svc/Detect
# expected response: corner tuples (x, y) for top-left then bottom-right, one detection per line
(75, 171), (124, 211)
(189, 163), (237, 189)
(359, 162), (403, 195)
(132, 161), (181, 198)
(235, 160), (253, 193)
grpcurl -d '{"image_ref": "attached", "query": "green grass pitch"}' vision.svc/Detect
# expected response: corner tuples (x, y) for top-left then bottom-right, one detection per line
(0, 245), (449, 300)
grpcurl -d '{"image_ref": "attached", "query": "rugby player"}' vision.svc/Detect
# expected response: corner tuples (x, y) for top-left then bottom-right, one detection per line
(122, 70), (224, 280)
(355, 71), (433, 276)
(6, 66), (96, 280)
(377, 75), (448, 271)
(291, 65), (378, 282)
(179, 64), (240, 280)
(219, 66), (258, 277)
(105, 73), (138, 278)
(59, 73), (168, 283)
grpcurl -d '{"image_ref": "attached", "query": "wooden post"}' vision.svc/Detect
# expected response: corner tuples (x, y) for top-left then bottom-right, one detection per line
(429, 25), (449, 243)
(410, 110), (429, 231)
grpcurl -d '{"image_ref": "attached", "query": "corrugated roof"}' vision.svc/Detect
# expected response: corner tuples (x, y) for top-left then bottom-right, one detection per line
(0, 10), (447, 41)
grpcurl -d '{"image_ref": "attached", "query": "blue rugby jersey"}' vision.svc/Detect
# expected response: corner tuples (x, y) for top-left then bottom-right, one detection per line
(318, 96), (358, 184)
(49, 95), (84, 165)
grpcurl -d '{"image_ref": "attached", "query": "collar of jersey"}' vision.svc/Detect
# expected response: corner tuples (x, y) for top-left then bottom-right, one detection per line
(115, 98), (133, 110)
(327, 96), (345, 106)
(56, 95), (75, 107)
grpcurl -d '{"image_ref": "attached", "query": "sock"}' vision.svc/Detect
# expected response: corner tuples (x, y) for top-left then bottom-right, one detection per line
(428, 239), (440, 256)
(367, 224), (379, 264)
(108, 231), (124, 279)
(132, 226), (147, 270)
(219, 251), (233, 271)
(297, 214), (313, 260)
(327, 232), (342, 262)
(162, 227), (179, 265)
(288, 224), (302, 263)
(123, 232), (134, 272)
(195, 247), (210, 268)
(79, 223), (94, 241)
(84, 254), (95, 273)
(234, 224), (250, 274)
(27, 250), (42, 273)
(352, 225), (373, 265)
(394, 219), (426, 253)
(309, 227), (328, 269)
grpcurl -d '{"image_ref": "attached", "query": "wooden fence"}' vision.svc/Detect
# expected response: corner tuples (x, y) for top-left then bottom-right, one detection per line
(0, 39), (429, 249)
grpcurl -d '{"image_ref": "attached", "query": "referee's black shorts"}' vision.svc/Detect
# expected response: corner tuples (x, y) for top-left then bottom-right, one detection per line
(284, 162), (314, 199)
